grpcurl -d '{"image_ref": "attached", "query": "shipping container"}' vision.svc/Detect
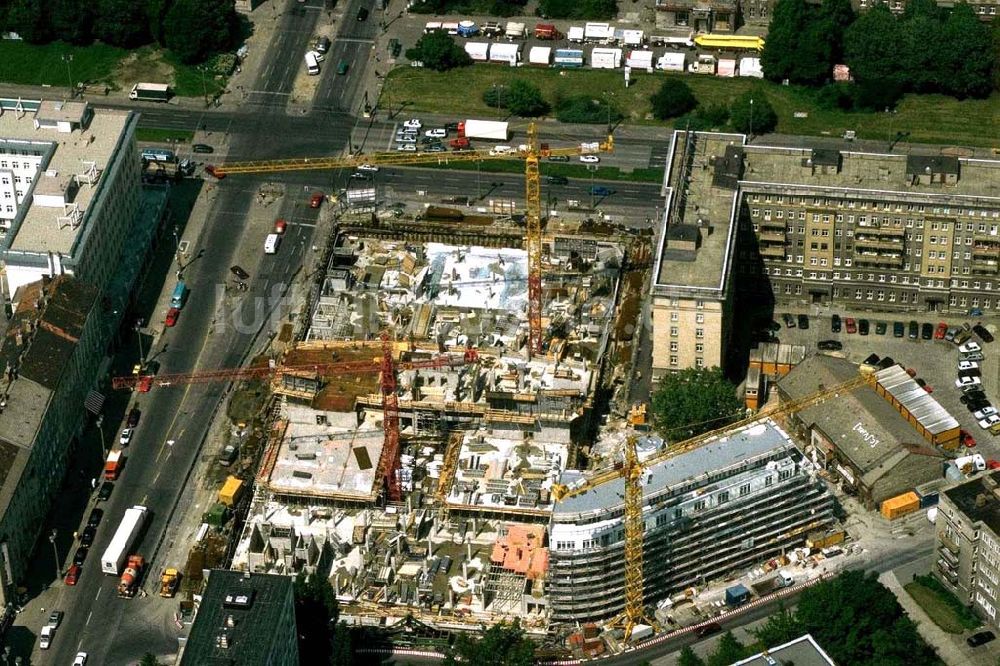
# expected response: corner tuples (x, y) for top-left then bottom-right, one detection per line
(880, 491), (920, 520)
(219, 475), (244, 507)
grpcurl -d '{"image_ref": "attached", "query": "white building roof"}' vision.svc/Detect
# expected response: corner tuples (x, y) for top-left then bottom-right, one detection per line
(529, 46), (551, 64)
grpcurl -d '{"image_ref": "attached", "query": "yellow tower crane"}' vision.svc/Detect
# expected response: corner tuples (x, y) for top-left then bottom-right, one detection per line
(551, 371), (873, 640)
(212, 123), (613, 357)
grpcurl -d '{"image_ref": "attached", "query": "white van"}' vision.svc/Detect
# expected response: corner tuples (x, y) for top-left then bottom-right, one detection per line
(304, 52), (320, 75)
(264, 233), (282, 254)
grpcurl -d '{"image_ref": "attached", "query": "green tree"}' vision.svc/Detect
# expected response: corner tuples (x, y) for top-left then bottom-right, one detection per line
(537, 0), (617, 20)
(294, 571), (339, 665)
(444, 619), (535, 666)
(729, 89), (778, 136)
(993, 17), (1000, 91)
(902, 0), (943, 20)
(554, 95), (623, 124)
(145, 0), (173, 44)
(651, 367), (741, 439)
(817, 0), (856, 63)
(6, 0), (50, 43)
(50, 0), (93, 45)
(94, 0), (151, 47)
(902, 14), (943, 93)
(752, 606), (805, 647)
(139, 654), (159, 666)
(937, 3), (994, 98)
(650, 79), (697, 120)
(677, 645), (705, 666)
(405, 32), (472, 72)
(163, 0), (237, 64)
(844, 5), (905, 88)
(706, 632), (749, 666)
(505, 80), (549, 117)
(330, 622), (354, 666)
(760, 0), (811, 82)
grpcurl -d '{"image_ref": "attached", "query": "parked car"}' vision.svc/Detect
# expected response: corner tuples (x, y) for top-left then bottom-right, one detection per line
(797, 314), (809, 329)
(396, 143), (417, 152)
(425, 128), (447, 138)
(967, 631), (996, 647)
(935, 322), (948, 339)
(402, 118), (422, 129)
(48, 610), (64, 629)
(192, 143), (214, 154)
(915, 378), (933, 393)
(955, 329), (973, 346)
(119, 428), (133, 446)
(64, 564), (81, 586)
(960, 341), (983, 353)
(979, 414), (1000, 429)
(309, 192), (324, 208)
(425, 145), (446, 153)
(127, 406), (141, 428)
(782, 313), (796, 329)
(945, 326), (960, 341)
(908, 321), (920, 339)
(579, 155), (600, 164)
(846, 318), (857, 334)
(960, 351), (985, 362)
(72, 547), (88, 567)
(966, 398), (991, 413)
(830, 314), (841, 333)
(548, 155), (570, 162)
(97, 482), (113, 501)
(875, 321), (888, 335)
(818, 340), (843, 351)
(961, 430), (977, 448)
(87, 508), (103, 528)
(165, 307), (180, 328)
(974, 324), (994, 343)
(79, 525), (96, 546)
(546, 175), (569, 185)
(696, 622), (722, 638)
(356, 6), (369, 20)
(893, 321), (905, 337)
(858, 319), (869, 335)
(921, 322), (934, 340)
(959, 360), (980, 371)
(273, 218), (287, 234)
(975, 407), (998, 420)
(957, 375), (983, 389)
(73, 653), (88, 666)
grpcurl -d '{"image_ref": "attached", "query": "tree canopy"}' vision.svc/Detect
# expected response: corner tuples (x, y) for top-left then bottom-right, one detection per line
(163, 0), (239, 65)
(651, 367), (742, 440)
(761, 0), (854, 85)
(482, 80), (550, 117)
(405, 32), (473, 72)
(650, 79), (697, 120)
(444, 620), (536, 666)
(753, 571), (942, 666)
(729, 89), (778, 136)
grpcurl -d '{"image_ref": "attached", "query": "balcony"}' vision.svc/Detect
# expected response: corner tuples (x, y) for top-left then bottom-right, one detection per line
(854, 252), (904, 268)
(758, 217), (786, 230)
(855, 223), (905, 237)
(937, 560), (959, 584)
(970, 259), (1000, 275)
(939, 545), (959, 566)
(758, 230), (786, 243)
(940, 532), (961, 554)
(759, 245), (786, 258)
(972, 244), (1000, 258)
(855, 235), (904, 251)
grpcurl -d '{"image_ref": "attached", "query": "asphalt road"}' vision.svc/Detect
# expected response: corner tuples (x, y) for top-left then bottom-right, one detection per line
(44, 1), (346, 662)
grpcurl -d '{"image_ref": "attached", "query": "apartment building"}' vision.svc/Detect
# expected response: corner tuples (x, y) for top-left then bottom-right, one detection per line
(548, 421), (834, 622)
(934, 470), (1000, 631)
(0, 98), (142, 300)
(654, 0), (738, 32)
(651, 132), (743, 377)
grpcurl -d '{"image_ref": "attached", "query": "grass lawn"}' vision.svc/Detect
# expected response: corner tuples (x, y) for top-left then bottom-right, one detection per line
(905, 575), (982, 634)
(417, 158), (663, 183)
(0, 40), (126, 87)
(135, 127), (196, 144)
(381, 66), (1000, 148)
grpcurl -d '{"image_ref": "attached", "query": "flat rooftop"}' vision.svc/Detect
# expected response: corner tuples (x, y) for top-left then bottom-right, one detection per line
(555, 420), (794, 516)
(944, 470), (1000, 536)
(654, 132), (742, 295)
(733, 634), (836, 666)
(0, 99), (131, 255)
(741, 143), (1000, 202)
(268, 403), (384, 501)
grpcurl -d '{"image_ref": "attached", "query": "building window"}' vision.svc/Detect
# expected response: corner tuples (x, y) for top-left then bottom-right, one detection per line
(670, 326), (678, 337)
(695, 343), (704, 353)
(695, 313), (704, 324)
(670, 342), (678, 352)
(740, 483), (751, 496)
(695, 357), (704, 368)
(695, 328), (704, 338)
(694, 500), (706, 511)
(718, 491), (729, 504)
(669, 355), (678, 366)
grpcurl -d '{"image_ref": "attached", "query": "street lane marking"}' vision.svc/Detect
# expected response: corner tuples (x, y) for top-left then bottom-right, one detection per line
(95, 587), (102, 600)
(85, 610), (93, 626)
(152, 471), (161, 485)
(141, 495), (148, 504)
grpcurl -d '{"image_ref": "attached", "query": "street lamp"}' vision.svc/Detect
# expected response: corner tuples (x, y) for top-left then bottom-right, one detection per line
(48, 530), (59, 580)
(199, 66), (209, 108)
(135, 319), (145, 365)
(96, 415), (107, 462)
(748, 97), (754, 143)
(61, 55), (74, 97)
(588, 165), (597, 209)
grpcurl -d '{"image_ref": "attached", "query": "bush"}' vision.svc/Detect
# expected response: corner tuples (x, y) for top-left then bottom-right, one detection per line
(554, 95), (622, 124)
(405, 32), (472, 71)
(674, 103), (730, 131)
(815, 82), (856, 111)
(729, 89), (778, 135)
(650, 79), (697, 120)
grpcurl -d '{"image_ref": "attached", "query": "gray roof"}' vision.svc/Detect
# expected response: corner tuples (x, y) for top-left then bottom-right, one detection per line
(943, 470), (1000, 537)
(779, 355), (943, 478)
(180, 570), (296, 666)
(733, 634), (837, 666)
(554, 421), (794, 517)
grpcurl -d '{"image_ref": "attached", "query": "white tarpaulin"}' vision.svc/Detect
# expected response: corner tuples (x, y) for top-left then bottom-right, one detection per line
(528, 46), (551, 66)
(622, 30), (644, 46)
(590, 47), (622, 69)
(739, 57), (764, 78)
(626, 50), (654, 70)
(464, 42), (489, 61)
(657, 52), (685, 72)
(717, 58), (737, 77)
(489, 42), (521, 66)
(584, 22), (613, 40)
(567, 26), (585, 42)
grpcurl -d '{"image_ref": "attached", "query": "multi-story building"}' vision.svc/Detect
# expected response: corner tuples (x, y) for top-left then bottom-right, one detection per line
(654, 0), (738, 32)
(0, 276), (102, 604)
(858, 0), (998, 20)
(0, 98), (142, 300)
(179, 570), (299, 666)
(548, 421), (834, 622)
(651, 132), (743, 377)
(934, 470), (1000, 632)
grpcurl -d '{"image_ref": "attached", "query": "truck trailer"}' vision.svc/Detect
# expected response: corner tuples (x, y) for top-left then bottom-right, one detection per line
(101, 505), (149, 575)
(553, 48), (585, 68)
(457, 120), (510, 141)
(129, 83), (171, 102)
(104, 450), (124, 481)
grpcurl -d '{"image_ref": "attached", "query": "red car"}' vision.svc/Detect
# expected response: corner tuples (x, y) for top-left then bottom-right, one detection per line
(845, 318), (857, 334)
(274, 218), (287, 234)
(64, 564), (80, 586)
(934, 322), (948, 340)
(309, 193), (324, 208)
(204, 165), (226, 180)
(988, 460), (1000, 470)
(961, 430), (977, 448)
(165, 307), (180, 327)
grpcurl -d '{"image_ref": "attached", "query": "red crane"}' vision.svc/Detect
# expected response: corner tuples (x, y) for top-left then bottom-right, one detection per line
(111, 343), (479, 502)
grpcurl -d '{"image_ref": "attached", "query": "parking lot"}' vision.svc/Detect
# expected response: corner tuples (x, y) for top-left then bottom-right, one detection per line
(770, 310), (1000, 461)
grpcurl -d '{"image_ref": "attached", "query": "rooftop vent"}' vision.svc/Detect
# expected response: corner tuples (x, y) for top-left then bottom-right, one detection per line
(223, 589), (255, 609)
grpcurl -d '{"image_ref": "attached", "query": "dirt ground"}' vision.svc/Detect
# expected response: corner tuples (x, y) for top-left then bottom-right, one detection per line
(116, 48), (175, 86)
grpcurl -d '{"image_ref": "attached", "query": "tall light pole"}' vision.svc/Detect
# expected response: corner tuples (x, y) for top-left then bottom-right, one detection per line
(588, 165), (597, 209)
(135, 318), (145, 366)
(748, 97), (754, 143)
(61, 55), (74, 97)
(96, 415), (107, 462)
(49, 530), (59, 580)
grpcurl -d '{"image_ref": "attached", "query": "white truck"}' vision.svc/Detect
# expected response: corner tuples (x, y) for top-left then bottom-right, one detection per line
(101, 505), (149, 575)
(458, 120), (510, 141)
(129, 83), (171, 102)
